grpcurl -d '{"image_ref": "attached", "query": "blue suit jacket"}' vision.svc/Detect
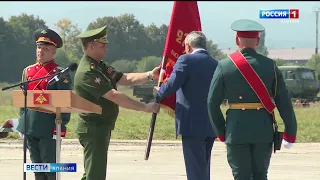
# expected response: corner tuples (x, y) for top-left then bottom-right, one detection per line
(156, 50), (218, 137)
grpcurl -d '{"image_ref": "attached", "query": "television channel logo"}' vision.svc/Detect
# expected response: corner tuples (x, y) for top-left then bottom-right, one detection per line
(24, 163), (77, 172)
(259, 9), (299, 19)
(259, 9), (299, 23)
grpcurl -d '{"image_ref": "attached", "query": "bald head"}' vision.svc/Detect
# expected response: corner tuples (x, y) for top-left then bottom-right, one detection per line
(236, 36), (260, 49)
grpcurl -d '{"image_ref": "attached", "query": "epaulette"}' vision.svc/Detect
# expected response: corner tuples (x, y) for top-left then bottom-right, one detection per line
(22, 63), (38, 81)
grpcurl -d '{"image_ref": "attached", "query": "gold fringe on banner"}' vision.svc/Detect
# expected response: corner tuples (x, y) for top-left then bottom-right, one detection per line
(160, 104), (175, 118)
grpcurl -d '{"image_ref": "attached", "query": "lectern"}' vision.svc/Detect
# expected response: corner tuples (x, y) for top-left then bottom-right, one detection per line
(12, 90), (102, 180)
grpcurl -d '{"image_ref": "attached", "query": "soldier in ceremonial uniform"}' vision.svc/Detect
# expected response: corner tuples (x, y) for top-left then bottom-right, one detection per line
(207, 19), (297, 180)
(73, 26), (160, 180)
(16, 28), (72, 180)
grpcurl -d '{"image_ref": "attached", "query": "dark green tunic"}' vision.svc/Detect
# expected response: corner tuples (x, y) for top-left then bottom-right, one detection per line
(73, 55), (123, 180)
(207, 48), (297, 180)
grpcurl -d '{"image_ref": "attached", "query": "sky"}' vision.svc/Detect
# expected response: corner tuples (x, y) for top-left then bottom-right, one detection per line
(1, 1), (320, 49)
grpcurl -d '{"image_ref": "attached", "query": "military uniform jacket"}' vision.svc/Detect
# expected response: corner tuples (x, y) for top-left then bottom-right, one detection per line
(17, 60), (72, 138)
(73, 55), (123, 130)
(207, 48), (297, 144)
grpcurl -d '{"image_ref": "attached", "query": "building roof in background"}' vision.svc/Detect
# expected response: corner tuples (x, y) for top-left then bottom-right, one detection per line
(220, 48), (316, 60)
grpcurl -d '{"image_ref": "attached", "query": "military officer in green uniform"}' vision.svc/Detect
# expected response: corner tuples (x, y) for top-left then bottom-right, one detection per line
(73, 26), (160, 180)
(207, 19), (297, 180)
(16, 28), (72, 180)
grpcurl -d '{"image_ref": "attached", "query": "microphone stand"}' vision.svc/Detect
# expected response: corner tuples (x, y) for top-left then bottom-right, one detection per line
(2, 71), (66, 180)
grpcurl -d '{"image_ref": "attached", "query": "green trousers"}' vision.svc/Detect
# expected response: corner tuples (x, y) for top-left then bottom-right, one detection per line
(226, 143), (273, 180)
(77, 121), (112, 180)
(26, 135), (56, 178)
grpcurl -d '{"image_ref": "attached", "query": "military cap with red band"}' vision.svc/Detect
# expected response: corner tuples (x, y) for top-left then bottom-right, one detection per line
(231, 19), (265, 38)
(34, 28), (63, 48)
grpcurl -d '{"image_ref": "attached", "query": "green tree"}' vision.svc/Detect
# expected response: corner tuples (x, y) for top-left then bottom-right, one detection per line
(135, 56), (161, 72)
(256, 31), (268, 56)
(54, 49), (74, 68)
(206, 40), (227, 60)
(0, 17), (15, 82)
(144, 23), (168, 57)
(111, 59), (138, 73)
(306, 54), (320, 74)
(54, 18), (82, 59)
(3, 13), (48, 83)
(117, 14), (151, 60)
(274, 58), (285, 66)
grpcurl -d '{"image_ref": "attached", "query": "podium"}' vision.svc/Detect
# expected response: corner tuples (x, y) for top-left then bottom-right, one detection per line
(12, 90), (102, 180)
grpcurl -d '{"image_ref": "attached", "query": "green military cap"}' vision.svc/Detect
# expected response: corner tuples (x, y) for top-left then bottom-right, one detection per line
(34, 28), (63, 48)
(231, 19), (265, 38)
(77, 25), (108, 44)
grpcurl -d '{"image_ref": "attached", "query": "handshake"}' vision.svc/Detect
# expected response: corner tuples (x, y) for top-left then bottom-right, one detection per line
(142, 86), (161, 114)
(143, 102), (160, 113)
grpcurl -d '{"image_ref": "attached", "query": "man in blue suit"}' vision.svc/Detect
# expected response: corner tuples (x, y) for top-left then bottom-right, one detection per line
(155, 31), (218, 180)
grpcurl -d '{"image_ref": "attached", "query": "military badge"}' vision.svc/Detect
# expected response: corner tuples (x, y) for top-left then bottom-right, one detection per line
(90, 63), (95, 70)
(63, 78), (69, 84)
(41, 30), (47, 34)
(93, 76), (105, 86)
(107, 67), (113, 74)
(33, 93), (50, 105)
(94, 77), (101, 84)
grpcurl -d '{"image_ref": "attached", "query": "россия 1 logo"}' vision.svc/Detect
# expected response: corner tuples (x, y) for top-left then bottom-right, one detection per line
(259, 9), (299, 23)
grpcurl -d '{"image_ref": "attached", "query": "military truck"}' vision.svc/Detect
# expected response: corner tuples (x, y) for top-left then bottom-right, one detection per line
(132, 66), (320, 103)
(133, 81), (158, 103)
(278, 66), (320, 102)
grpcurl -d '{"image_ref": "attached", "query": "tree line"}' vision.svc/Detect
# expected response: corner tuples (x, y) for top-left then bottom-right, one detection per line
(0, 13), (270, 83)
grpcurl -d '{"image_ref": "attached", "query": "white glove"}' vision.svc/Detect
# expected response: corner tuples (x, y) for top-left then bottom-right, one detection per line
(282, 139), (293, 149)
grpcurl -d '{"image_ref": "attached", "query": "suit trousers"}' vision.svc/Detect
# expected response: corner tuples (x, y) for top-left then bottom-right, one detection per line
(77, 121), (112, 180)
(226, 143), (273, 180)
(182, 136), (215, 180)
(26, 135), (56, 178)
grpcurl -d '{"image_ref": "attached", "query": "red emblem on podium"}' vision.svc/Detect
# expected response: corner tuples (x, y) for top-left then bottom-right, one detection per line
(33, 93), (50, 104)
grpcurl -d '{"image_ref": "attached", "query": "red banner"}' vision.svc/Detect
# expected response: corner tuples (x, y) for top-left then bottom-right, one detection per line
(159, 1), (202, 117)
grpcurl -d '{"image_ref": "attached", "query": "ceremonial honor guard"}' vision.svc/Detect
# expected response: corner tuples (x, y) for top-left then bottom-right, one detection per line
(207, 19), (297, 180)
(16, 28), (72, 180)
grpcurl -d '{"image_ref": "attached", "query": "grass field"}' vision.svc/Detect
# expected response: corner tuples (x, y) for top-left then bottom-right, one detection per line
(0, 82), (320, 142)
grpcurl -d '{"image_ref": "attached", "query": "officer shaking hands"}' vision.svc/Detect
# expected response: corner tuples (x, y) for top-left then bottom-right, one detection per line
(73, 26), (160, 180)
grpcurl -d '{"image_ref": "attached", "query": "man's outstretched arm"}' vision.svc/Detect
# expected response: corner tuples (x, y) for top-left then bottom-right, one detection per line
(156, 56), (188, 102)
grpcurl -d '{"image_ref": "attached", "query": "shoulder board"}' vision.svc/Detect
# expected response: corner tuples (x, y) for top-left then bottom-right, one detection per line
(24, 63), (38, 74)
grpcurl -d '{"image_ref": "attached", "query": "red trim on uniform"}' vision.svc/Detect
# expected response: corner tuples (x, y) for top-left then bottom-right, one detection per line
(236, 31), (259, 38)
(27, 61), (58, 90)
(283, 132), (296, 143)
(229, 51), (276, 113)
(218, 135), (225, 142)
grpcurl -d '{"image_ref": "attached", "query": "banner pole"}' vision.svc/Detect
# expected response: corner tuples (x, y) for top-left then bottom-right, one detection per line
(144, 56), (167, 160)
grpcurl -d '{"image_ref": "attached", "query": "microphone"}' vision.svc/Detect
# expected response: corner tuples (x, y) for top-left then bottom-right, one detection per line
(48, 63), (78, 86)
